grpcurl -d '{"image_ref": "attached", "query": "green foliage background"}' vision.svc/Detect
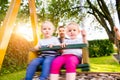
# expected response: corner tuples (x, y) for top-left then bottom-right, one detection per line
(89, 39), (114, 57)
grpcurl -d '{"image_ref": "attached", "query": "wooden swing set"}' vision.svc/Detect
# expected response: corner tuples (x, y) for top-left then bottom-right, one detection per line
(0, 0), (90, 72)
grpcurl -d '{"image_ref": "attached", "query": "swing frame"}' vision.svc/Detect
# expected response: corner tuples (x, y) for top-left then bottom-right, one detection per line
(0, 0), (90, 72)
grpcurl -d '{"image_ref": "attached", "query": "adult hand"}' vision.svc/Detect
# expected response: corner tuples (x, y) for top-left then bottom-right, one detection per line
(114, 27), (119, 32)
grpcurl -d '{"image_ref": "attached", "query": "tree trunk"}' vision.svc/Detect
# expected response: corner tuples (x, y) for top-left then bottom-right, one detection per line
(116, 0), (120, 23)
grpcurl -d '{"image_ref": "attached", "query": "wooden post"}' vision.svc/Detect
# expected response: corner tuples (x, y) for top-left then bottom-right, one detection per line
(0, 0), (21, 69)
(82, 47), (89, 64)
(28, 0), (39, 63)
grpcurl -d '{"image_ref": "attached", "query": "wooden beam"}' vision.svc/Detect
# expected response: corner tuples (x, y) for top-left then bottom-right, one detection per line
(0, 0), (21, 69)
(28, 0), (39, 63)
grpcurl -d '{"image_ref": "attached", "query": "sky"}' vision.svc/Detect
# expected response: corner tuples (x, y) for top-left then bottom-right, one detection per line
(83, 15), (108, 40)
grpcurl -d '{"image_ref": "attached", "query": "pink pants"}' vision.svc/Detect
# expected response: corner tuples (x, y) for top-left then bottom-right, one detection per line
(50, 54), (80, 74)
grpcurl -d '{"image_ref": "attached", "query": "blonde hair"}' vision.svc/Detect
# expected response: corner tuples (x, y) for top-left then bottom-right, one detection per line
(66, 22), (80, 30)
(41, 20), (55, 30)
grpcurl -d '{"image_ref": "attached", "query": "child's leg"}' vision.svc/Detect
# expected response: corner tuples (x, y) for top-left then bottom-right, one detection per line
(50, 74), (59, 80)
(25, 57), (44, 80)
(65, 55), (79, 80)
(50, 56), (65, 80)
(39, 56), (56, 80)
(66, 55), (79, 72)
(66, 73), (76, 80)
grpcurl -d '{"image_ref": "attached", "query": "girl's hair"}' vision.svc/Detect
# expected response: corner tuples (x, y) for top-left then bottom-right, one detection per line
(41, 20), (55, 29)
(66, 22), (80, 30)
(67, 22), (79, 27)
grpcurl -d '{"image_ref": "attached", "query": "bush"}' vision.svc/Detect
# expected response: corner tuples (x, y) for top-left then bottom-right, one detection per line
(0, 33), (33, 75)
(88, 39), (114, 57)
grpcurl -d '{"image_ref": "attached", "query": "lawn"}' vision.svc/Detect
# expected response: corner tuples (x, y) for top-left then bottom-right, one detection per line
(0, 55), (120, 80)
(90, 55), (120, 72)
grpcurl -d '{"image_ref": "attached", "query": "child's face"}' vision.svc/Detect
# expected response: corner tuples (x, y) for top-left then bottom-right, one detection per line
(66, 25), (80, 39)
(41, 24), (54, 38)
(58, 27), (65, 38)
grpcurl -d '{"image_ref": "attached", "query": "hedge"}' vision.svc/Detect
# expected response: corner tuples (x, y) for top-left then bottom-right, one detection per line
(88, 39), (114, 57)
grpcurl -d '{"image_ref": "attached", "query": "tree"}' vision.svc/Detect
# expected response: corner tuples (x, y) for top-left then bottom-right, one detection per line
(86, 0), (120, 56)
(17, 1), (29, 23)
(0, 0), (30, 25)
(116, 0), (120, 23)
(0, 0), (9, 26)
(86, 0), (119, 43)
(37, 0), (86, 27)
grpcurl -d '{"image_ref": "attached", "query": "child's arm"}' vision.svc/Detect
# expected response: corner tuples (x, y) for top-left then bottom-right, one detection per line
(81, 29), (88, 44)
(30, 44), (41, 52)
(34, 45), (40, 50)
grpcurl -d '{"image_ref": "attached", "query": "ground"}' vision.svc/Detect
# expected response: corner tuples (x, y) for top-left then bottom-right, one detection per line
(32, 72), (120, 80)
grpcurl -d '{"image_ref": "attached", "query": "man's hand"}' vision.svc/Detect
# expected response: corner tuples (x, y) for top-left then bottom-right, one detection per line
(114, 27), (119, 32)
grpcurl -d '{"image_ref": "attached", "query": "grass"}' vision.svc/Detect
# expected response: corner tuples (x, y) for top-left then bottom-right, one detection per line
(0, 55), (120, 80)
(90, 55), (120, 72)
(0, 70), (26, 80)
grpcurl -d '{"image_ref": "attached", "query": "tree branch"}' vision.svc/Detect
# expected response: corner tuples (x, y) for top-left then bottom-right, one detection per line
(97, 0), (115, 30)
(116, 0), (120, 23)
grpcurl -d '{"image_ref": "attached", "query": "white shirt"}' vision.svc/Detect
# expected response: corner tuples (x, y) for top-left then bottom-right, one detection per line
(62, 38), (83, 58)
(38, 36), (60, 55)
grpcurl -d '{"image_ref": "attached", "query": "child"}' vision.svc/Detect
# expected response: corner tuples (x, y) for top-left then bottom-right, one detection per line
(50, 22), (87, 80)
(114, 26), (120, 40)
(25, 21), (60, 80)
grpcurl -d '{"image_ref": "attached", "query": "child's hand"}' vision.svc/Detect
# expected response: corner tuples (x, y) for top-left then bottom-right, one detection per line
(81, 29), (86, 37)
(30, 46), (40, 52)
(47, 44), (53, 48)
(30, 48), (36, 52)
(34, 45), (41, 50)
(60, 43), (66, 48)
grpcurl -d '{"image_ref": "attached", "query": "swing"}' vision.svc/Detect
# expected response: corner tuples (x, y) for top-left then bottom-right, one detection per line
(33, 43), (90, 72)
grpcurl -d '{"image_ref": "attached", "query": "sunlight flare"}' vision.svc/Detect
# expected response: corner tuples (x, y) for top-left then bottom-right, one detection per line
(14, 23), (33, 41)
